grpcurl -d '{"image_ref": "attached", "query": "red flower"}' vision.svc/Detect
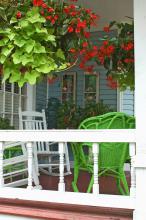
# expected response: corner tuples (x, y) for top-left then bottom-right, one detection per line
(79, 62), (85, 69)
(69, 48), (76, 53)
(51, 19), (56, 24)
(75, 28), (80, 33)
(16, 11), (22, 19)
(103, 26), (110, 32)
(106, 45), (115, 55)
(124, 58), (134, 63)
(103, 40), (109, 46)
(70, 11), (78, 16)
(84, 32), (90, 38)
(82, 42), (88, 48)
(121, 42), (134, 51)
(54, 15), (59, 20)
(33, 0), (43, 6)
(93, 45), (98, 51)
(64, 7), (70, 14)
(85, 9), (91, 14)
(40, 10), (44, 15)
(107, 75), (118, 89)
(47, 7), (54, 13)
(46, 16), (52, 20)
(68, 26), (74, 33)
(77, 19), (86, 29)
(42, 3), (48, 9)
(90, 13), (98, 20)
(70, 5), (76, 9)
(86, 65), (94, 72)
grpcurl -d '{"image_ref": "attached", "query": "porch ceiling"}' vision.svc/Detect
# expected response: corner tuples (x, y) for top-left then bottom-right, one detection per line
(77, 0), (133, 30)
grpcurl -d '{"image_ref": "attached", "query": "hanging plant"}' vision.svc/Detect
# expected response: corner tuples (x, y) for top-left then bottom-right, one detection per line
(0, 0), (99, 86)
(97, 21), (134, 90)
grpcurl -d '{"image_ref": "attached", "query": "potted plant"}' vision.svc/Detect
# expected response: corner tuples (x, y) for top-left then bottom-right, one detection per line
(0, 0), (99, 86)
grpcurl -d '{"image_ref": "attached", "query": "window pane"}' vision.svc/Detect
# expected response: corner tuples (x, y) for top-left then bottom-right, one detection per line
(62, 75), (74, 93)
(5, 81), (11, 92)
(14, 83), (19, 94)
(62, 73), (76, 102)
(85, 75), (96, 92)
(85, 93), (96, 104)
(0, 75), (2, 90)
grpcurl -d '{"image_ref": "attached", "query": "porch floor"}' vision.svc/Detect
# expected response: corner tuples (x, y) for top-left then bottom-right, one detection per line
(39, 170), (131, 195)
(0, 171), (133, 219)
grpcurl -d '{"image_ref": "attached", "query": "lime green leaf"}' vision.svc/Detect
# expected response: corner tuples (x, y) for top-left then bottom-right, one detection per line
(27, 8), (45, 24)
(18, 78), (27, 87)
(58, 63), (68, 70)
(2, 66), (12, 81)
(19, 20), (29, 28)
(0, 38), (9, 46)
(33, 54), (48, 66)
(8, 32), (15, 41)
(10, 17), (18, 24)
(22, 54), (34, 65)
(56, 49), (65, 60)
(14, 36), (26, 47)
(47, 28), (54, 35)
(36, 64), (55, 73)
(35, 27), (48, 34)
(0, 54), (6, 64)
(1, 46), (14, 57)
(24, 70), (40, 84)
(9, 71), (21, 83)
(12, 51), (22, 64)
(24, 39), (35, 53)
(34, 43), (46, 53)
(0, 28), (11, 34)
(25, 25), (36, 36)
(47, 35), (56, 42)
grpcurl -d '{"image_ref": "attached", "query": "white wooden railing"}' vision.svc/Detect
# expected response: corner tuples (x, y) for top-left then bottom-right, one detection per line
(0, 130), (137, 212)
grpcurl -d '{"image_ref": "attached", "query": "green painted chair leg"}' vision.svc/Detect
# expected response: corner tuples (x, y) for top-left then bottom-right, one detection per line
(120, 172), (130, 195)
(116, 178), (126, 195)
(87, 174), (94, 193)
(72, 181), (79, 192)
(72, 163), (80, 192)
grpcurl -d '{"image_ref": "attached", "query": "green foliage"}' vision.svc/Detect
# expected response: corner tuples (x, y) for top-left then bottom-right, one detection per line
(0, 117), (14, 129)
(0, 7), (68, 86)
(56, 101), (113, 129)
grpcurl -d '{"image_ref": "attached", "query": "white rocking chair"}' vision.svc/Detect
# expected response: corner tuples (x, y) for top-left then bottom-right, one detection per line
(3, 141), (40, 188)
(19, 109), (71, 176)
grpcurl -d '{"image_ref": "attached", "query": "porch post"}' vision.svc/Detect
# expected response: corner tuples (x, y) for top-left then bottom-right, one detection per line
(26, 84), (36, 111)
(134, 0), (146, 219)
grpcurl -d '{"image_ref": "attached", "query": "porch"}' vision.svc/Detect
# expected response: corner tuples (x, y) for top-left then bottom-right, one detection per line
(0, 0), (146, 219)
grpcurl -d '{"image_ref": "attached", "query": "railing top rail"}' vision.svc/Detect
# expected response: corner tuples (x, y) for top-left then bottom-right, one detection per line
(0, 129), (136, 142)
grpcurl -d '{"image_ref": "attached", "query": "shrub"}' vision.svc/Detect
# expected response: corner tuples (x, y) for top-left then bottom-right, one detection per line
(56, 101), (113, 129)
(0, 117), (14, 129)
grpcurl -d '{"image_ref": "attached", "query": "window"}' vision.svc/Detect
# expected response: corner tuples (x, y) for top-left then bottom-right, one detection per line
(84, 72), (99, 104)
(0, 76), (27, 128)
(61, 72), (76, 103)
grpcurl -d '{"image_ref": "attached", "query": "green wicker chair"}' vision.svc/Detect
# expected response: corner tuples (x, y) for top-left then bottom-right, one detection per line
(71, 112), (135, 195)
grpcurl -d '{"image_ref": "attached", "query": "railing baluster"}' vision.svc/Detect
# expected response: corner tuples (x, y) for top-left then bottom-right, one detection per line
(92, 143), (99, 195)
(130, 142), (136, 197)
(58, 142), (65, 192)
(0, 142), (4, 187)
(27, 142), (33, 189)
